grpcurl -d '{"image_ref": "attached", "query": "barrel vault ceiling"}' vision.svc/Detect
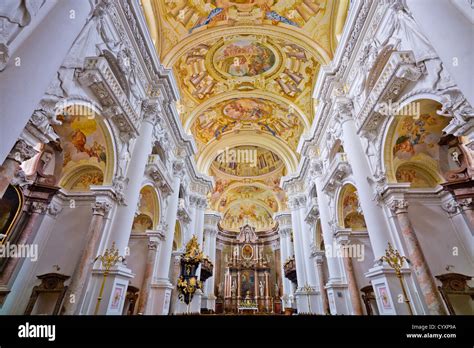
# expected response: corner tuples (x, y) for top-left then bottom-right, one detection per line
(142, 0), (349, 232)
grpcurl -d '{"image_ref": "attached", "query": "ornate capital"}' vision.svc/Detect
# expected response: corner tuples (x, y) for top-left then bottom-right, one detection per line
(7, 139), (38, 164)
(29, 201), (48, 215)
(157, 222), (169, 238)
(111, 177), (128, 205)
(172, 159), (185, 178)
(458, 198), (473, 211)
(442, 199), (461, 216)
(389, 199), (409, 214)
(288, 194), (306, 210)
(47, 202), (63, 217)
(148, 239), (159, 251)
(279, 227), (292, 237)
(333, 97), (354, 125)
(92, 201), (112, 216)
(197, 197), (208, 209)
(309, 159), (324, 178)
(142, 97), (161, 124)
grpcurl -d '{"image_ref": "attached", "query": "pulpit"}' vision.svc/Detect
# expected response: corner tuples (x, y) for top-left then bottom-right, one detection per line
(223, 224), (274, 313)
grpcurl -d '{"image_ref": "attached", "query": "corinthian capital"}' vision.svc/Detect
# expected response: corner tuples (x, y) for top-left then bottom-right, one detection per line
(142, 98), (161, 124)
(92, 201), (112, 216)
(173, 159), (185, 178)
(333, 97), (354, 125)
(309, 159), (324, 178)
(389, 199), (409, 214)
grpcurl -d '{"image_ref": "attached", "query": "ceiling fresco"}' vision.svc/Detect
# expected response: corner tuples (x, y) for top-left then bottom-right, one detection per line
(142, 0), (349, 232)
(191, 98), (304, 151)
(211, 145), (284, 178)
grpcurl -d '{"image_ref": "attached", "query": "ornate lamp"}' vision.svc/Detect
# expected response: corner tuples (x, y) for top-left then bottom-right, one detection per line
(177, 235), (203, 310)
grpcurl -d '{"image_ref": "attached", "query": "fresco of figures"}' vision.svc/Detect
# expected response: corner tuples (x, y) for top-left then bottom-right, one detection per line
(390, 101), (450, 187)
(192, 98), (303, 149)
(221, 202), (274, 231)
(53, 115), (107, 186)
(340, 185), (367, 231)
(214, 40), (276, 78)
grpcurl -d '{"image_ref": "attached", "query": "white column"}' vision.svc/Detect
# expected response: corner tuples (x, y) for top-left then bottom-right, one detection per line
(203, 228), (218, 311)
(335, 97), (412, 315)
(152, 162), (183, 314)
(405, 0), (473, 105)
(106, 102), (159, 255)
(0, 1), (93, 162)
(188, 197), (206, 313)
(314, 173), (344, 282)
(278, 229), (292, 309)
(87, 101), (159, 315)
(336, 98), (393, 259)
(289, 196), (307, 288)
(314, 171), (349, 315)
(299, 208), (318, 287)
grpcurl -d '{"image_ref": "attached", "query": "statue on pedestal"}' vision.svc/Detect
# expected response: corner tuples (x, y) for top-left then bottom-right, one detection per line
(259, 280), (264, 298)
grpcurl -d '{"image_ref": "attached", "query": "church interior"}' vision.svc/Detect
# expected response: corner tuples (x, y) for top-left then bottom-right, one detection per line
(0, 0), (473, 318)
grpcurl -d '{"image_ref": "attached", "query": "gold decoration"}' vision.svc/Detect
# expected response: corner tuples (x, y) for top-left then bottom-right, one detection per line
(181, 235), (204, 264)
(93, 242), (125, 315)
(379, 242), (413, 315)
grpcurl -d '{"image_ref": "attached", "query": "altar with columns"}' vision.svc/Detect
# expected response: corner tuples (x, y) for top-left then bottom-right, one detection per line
(223, 225), (277, 314)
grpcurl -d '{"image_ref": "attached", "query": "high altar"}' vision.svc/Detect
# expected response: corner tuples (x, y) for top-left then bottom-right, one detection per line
(223, 224), (274, 313)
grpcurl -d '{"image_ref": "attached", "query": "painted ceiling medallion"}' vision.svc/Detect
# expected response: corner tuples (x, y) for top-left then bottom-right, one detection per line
(212, 38), (277, 78)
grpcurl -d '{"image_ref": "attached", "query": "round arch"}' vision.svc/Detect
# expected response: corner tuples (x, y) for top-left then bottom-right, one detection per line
(135, 184), (161, 229)
(183, 90), (311, 132)
(336, 183), (367, 231)
(214, 181), (283, 212)
(382, 98), (449, 185)
(162, 25), (331, 68)
(54, 102), (116, 187)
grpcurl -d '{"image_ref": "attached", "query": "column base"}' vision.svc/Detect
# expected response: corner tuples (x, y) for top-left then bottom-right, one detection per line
(201, 293), (216, 312)
(85, 265), (134, 315)
(149, 278), (174, 315)
(174, 289), (202, 314)
(294, 288), (321, 314)
(365, 265), (420, 315)
(325, 280), (351, 315)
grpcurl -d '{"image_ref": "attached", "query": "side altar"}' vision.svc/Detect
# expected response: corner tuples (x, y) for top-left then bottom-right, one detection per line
(223, 224), (275, 314)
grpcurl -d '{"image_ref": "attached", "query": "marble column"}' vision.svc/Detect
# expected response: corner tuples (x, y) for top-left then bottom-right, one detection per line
(315, 253), (330, 314)
(237, 270), (241, 299)
(341, 247), (364, 315)
(458, 198), (474, 231)
(0, 201), (48, 288)
(0, 0), (93, 162)
(62, 199), (111, 315)
(136, 232), (161, 314)
(389, 199), (447, 315)
(254, 270), (258, 301)
(153, 161), (183, 314)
